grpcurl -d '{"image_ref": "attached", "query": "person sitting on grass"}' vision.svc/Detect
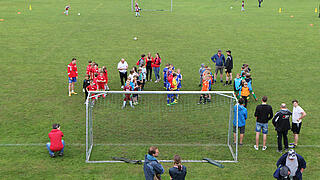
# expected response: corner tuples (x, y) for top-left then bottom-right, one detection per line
(169, 154), (187, 180)
(144, 146), (164, 180)
(233, 98), (247, 146)
(47, 124), (64, 158)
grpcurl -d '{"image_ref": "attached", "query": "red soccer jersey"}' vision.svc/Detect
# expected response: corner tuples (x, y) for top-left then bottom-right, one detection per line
(124, 84), (131, 91)
(97, 75), (106, 87)
(87, 85), (97, 91)
(86, 65), (91, 75)
(48, 129), (64, 151)
(153, 57), (161, 68)
(93, 77), (98, 85)
(103, 71), (108, 84)
(67, 62), (78, 78)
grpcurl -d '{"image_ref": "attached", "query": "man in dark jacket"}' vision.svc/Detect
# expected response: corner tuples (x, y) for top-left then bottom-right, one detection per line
(224, 50), (233, 86)
(143, 146), (164, 180)
(211, 49), (225, 83)
(272, 103), (292, 153)
(274, 149), (306, 180)
(47, 124), (65, 158)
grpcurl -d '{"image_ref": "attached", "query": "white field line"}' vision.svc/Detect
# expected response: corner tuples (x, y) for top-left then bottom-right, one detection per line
(0, 143), (320, 148)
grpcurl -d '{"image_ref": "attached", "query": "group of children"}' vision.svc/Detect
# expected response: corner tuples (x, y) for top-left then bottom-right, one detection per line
(83, 60), (109, 103)
(233, 64), (257, 108)
(198, 64), (213, 104)
(163, 64), (182, 106)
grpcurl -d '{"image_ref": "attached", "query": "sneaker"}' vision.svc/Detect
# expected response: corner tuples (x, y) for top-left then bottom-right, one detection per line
(197, 102), (202, 105)
(72, 92), (77, 95)
(289, 143), (296, 148)
(50, 154), (55, 158)
(150, 79), (152, 82)
(277, 150), (282, 153)
(58, 152), (64, 156)
(255, 98), (258, 101)
(121, 86), (124, 89)
(68, 92), (72, 96)
(239, 143), (243, 146)
(262, 146), (267, 151)
(121, 106), (125, 109)
(170, 102), (176, 105)
(223, 83), (228, 86)
(220, 80), (223, 83)
(167, 104), (171, 106)
(254, 145), (259, 150)
(130, 105), (135, 108)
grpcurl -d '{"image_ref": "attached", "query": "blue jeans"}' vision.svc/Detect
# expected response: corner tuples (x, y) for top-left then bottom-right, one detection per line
(153, 67), (160, 81)
(47, 140), (65, 156)
(256, 122), (268, 134)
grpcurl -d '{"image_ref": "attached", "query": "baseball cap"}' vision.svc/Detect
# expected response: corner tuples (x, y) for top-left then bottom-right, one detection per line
(288, 149), (296, 160)
(218, 49), (222, 52)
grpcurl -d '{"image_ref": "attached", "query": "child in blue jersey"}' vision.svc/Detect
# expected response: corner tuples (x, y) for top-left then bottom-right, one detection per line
(234, 73), (242, 98)
(163, 64), (170, 88)
(175, 69), (182, 100)
(245, 73), (258, 101)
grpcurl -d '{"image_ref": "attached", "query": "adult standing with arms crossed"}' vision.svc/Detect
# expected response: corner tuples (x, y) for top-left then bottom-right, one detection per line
(211, 49), (225, 83)
(254, 96), (273, 151)
(291, 100), (306, 148)
(118, 58), (128, 89)
(272, 103), (292, 153)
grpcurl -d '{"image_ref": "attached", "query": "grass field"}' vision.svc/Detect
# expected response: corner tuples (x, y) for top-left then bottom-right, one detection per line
(1, 0), (320, 179)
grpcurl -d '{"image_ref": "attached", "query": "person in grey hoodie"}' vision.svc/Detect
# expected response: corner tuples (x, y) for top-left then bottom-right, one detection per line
(144, 146), (165, 180)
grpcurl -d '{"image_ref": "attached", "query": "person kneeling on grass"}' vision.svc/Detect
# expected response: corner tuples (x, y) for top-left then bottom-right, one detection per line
(233, 98), (247, 146)
(47, 124), (64, 158)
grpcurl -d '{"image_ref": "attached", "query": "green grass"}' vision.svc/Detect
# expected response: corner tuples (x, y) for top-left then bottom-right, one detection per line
(1, 0), (320, 179)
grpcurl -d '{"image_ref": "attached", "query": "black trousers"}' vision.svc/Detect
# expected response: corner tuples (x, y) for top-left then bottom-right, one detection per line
(242, 96), (248, 108)
(146, 66), (152, 81)
(277, 130), (288, 151)
(119, 72), (127, 86)
(85, 91), (88, 101)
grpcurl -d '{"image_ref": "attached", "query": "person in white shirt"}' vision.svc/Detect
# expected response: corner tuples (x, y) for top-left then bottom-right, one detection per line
(117, 58), (128, 88)
(291, 100), (307, 147)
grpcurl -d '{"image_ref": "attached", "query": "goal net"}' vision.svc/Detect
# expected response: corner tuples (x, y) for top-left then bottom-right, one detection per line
(131, 0), (173, 12)
(86, 91), (239, 163)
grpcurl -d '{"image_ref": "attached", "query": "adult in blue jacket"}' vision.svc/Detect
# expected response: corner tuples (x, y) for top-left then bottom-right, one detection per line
(211, 49), (225, 83)
(273, 149), (306, 180)
(233, 98), (247, 145)
(144, 146), (164, 180)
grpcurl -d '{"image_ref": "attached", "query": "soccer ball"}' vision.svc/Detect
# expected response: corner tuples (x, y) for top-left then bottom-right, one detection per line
(78, 13), (80, 16)
(230, 7), (233, 9)
(133, 37), (138, 40)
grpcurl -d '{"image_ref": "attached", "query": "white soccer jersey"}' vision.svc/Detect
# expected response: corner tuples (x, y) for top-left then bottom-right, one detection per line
(292, 106), (304, 123)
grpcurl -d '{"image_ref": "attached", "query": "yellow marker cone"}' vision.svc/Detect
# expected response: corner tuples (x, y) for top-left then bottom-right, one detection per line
(315, 8), (318, 13)
(29, 5), (32, 11)
(279, 8), (282, 13)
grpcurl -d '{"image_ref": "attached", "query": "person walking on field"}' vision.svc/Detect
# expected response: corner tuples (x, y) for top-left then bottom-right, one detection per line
(211, 49), (225, 83)
(117, 58), (128, 89)
(291, 100), (306, 148)
(272, 103), (292, 153)
(254, 96), (273, 151)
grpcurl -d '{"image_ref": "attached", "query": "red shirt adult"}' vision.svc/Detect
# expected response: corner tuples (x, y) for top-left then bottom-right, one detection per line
(153, 57), (161, 68)
(67, 62), (78, 78)
(48, 129), (64, 151)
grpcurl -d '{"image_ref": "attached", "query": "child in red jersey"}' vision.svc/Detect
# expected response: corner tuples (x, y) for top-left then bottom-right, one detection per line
(86, 60), (92, 75)
(86, 81), (98, 103)
(91, 63), (99, 80)
(64, 5), (70, 16)
(102, 66), (109, 91)
(122, 79), (134, 109)
(135, 1), (141, 17)
(241, 1), (245, 11)
(67, 58), (78, 96)
(97, 72), (106, 97)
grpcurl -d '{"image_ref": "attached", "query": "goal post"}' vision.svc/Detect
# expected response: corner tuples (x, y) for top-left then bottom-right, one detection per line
(86, 91), (239, 163)
(131, 0), (173, 12)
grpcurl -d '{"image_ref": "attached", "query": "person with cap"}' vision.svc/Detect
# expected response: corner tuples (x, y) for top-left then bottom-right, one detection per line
(47, 124), (65, 158)
(273, 165), (291, 180)
(224, 50), (233, 86)
(198, 63), (205, 87)
(210, 49), (225, 83)
(272, 103), (292, 153)
(274, 149), (306, 180)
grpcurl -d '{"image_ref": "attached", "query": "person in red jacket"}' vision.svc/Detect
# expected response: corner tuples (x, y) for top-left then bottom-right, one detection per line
(47, 124), (65, 158)
(67, 58), (78, 96)
(153, 53), (161, 82)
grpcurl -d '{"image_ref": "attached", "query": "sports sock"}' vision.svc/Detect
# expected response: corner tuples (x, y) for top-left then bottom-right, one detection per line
(123, 101), (126, 107)
(129, 101), (133, 107)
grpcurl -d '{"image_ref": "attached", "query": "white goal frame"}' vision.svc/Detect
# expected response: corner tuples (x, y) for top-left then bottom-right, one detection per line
(86, 91), (239, 163)
(131, 0), (173, 12)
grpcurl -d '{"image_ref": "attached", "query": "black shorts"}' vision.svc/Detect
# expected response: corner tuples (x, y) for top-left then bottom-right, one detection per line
(225, 69), (232, 74)
(233, 125), (245, 134)
(291, 122), (302, 134)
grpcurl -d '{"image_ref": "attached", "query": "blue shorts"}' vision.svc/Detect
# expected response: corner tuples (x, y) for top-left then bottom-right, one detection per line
(68, 77), (77, 83)
(255, 122), (268, 134)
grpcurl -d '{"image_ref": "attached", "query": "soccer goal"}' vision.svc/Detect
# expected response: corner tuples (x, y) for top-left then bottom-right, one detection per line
(131, 0), (173, 12)
(86, 91), (239, 163)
